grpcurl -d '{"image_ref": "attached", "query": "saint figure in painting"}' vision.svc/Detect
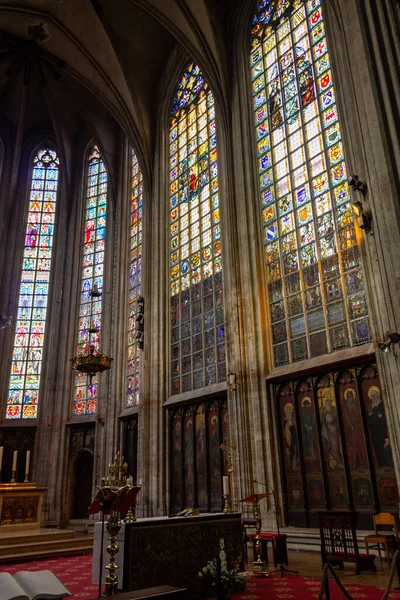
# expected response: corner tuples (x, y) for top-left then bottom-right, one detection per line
(341, 388), (367, 469)
(367, 386), (393, 467)
(301, 397), (319, 468)
(320, 390), (344, 469)
(283, 402), (300, 472)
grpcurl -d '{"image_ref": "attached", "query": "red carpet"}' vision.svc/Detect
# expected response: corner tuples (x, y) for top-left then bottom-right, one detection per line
(0, 553), (98, 599)
(231, 575), (400, 599)
(1, 554), (400, 599)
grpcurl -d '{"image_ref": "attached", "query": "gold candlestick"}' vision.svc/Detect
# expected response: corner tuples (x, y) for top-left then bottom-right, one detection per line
(219, 437), (237, 511)
(105, 509), (121, 596)
(223, 493), (232, 513)
(24, 473), (29, 483)
(124, 504), (135, 522)
(11, 471), (16, 483)
(252, 502), (268, 576)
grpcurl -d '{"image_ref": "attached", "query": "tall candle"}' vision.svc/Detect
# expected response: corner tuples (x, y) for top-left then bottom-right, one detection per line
(12, 450), (17, 472)
(222, 475), (230, 496)
(25, 451), (30, 475)
(0, 447), (3, 471)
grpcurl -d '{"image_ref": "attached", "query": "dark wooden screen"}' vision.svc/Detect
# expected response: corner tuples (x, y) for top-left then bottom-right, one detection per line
(169, 396), (228, 513)
(275, 363), (398, 528)
(122, 416), (138, 483)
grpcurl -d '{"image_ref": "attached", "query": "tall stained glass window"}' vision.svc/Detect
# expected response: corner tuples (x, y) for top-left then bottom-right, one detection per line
(74, 145), (108, 415)
(6, 148), (59, 419)
(251, 0), (371, 367)
(127, 150), (143, 407)
(169, 62), (225, 395)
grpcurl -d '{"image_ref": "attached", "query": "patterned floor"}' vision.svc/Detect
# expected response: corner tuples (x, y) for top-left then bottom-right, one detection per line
(1, 553), (400, 599)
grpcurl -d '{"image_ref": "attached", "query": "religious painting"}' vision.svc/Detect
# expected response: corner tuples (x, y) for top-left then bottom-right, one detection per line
(297, 383), (325, 507)
(277, 385), (304, 516)
(171, 410), (182, 512)
(359, 366), (399, 509)
(337, 372), (373, 509)
(221, 400), (230, 474)
(169, 397), (228, 513)
(208, 402), (222, 510)
(195, 405), (208, 510)
(276, 363), (398, 525)
(183, 408), (194, 507)
(317, 380), (348, 508)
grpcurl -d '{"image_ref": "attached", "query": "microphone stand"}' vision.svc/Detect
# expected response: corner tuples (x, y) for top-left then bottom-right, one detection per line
(253, 480), (298, 578)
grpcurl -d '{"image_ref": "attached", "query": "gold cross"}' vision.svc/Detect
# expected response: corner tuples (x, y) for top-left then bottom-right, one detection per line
(219, 437), (237, 453)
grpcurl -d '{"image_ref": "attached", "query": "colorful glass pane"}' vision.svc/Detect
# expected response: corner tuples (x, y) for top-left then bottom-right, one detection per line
(251, 0), (371, 366)
(6, 148), (59, 419)
(74, 145), (108, 415)
(127, 150), (143, 408)
(169, 63), (226, 395)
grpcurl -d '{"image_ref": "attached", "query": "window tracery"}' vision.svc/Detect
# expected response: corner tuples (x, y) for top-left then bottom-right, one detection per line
(126, 150), (143, 408)
(251, 0), (371, 366)
(6, 148), (59, 419)
(74, 145), (108, 415)
(169, 63), (225, 395)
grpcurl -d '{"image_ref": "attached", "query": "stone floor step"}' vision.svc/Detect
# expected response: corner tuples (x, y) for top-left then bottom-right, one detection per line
(0, 544), (93, 563)
(0, 536), (93, 558)
(0, 529), (75, 547)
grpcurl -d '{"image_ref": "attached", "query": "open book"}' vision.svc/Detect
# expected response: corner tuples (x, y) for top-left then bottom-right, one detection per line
(0, 570), (71, 600)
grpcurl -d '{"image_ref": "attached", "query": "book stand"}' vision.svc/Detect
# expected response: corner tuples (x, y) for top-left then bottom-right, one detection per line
(241, 493), (268, 576)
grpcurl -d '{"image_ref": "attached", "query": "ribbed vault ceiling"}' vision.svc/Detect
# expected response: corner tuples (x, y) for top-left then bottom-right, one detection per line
(0, 0), (245, 161)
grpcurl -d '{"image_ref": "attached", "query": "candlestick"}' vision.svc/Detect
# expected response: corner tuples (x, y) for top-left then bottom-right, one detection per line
(222, 475), (229, 496)
(24, 451), (30, 483)
(223, 493), (232, 513)
(0, 446), (3, 472)
(12, 450), (17, 473)
(126, 476), (133, 487)
(11, 471), (16, 483)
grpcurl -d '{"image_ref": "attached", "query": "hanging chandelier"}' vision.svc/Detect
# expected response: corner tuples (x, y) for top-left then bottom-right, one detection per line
(71, 284), (113, 376)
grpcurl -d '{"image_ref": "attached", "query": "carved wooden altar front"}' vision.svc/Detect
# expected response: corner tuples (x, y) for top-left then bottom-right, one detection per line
(0, 483), (47, 531)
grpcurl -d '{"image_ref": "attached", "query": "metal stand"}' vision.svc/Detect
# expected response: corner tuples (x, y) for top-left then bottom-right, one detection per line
(253, 480), (298, 578)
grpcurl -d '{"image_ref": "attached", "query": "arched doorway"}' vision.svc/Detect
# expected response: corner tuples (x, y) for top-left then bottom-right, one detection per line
(69, 450), (94, 519)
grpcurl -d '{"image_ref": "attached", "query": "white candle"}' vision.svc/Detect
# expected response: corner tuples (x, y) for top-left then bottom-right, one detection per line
(12, 450), (17, 472)
(222, 475), (230, 496)
(25, 451), (30, 475)
(0, 447), (3, 471)
(126, 476), (133, 486)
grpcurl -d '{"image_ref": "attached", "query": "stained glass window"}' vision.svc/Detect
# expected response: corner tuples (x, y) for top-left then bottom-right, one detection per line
(169, 62), (226, 395)
(251, 0), (371, 366)
(6, 148), (59, 419)
(127, 150), (143, 407)
(74, 145), (108, 415)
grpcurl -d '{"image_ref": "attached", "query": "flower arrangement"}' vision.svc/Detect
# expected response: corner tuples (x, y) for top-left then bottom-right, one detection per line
(198, 538), (252, 596)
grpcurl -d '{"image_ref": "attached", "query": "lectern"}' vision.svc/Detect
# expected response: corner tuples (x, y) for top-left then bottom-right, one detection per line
(241, 493), (268, 575)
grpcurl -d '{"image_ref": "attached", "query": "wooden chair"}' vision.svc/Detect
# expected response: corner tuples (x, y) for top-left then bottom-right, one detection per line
(364, 513), (398, 561)
(318, 511), (376, 575)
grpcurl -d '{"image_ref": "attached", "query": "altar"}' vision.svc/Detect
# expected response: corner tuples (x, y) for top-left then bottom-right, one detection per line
(93, 512), (242, 598)
(0, 484), (47, 532)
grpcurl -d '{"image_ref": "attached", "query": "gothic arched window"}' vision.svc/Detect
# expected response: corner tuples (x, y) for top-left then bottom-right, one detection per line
(169, 63), (225, 395)
(126, 150), (143, 408)
(251, 0), (371, 366)
(74, 145), (108, 415)
(6, 148), (59, 419)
